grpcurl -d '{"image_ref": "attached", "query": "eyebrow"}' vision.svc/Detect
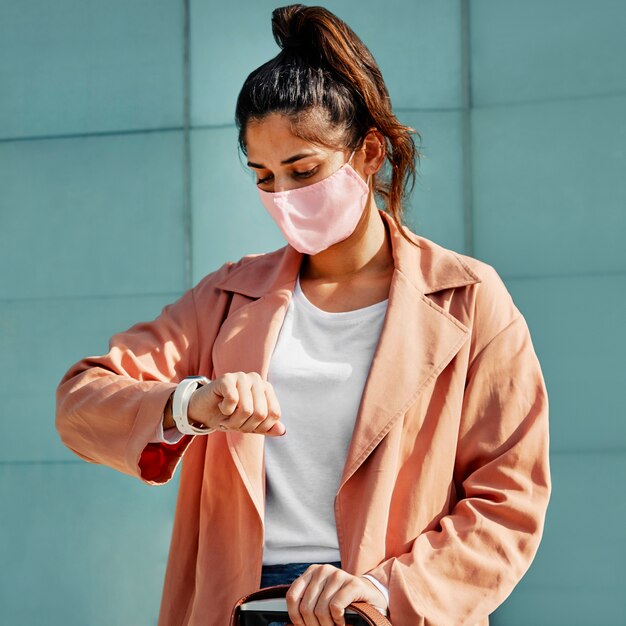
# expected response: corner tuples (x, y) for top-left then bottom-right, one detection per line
(246, 152), (318, 169)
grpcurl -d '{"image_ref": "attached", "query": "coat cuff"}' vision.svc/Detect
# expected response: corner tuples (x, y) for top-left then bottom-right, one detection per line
(149, 410), (186, 444)
(131, 383), (194, 485)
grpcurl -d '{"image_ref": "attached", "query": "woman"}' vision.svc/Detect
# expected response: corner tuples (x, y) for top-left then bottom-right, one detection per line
(55, 4), (551, 626)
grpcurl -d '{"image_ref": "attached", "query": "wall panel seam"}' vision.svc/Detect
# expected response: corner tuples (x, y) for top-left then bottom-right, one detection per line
(0, 292), (184, 304)
(461, 0), (474, 258)
(0, 126), (184, 144)
(473, 89), (626, 110)
(182, 0), (192, 290)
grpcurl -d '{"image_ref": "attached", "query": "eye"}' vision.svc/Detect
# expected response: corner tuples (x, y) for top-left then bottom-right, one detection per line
(256, 173), (273, 185)
(293, 167), (318, 179)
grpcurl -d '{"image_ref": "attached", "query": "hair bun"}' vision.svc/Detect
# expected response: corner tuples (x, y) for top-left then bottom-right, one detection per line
(271, 4), (312, 52)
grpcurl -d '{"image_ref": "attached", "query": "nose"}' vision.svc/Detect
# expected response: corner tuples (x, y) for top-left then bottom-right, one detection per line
(272, 176), (301, 193)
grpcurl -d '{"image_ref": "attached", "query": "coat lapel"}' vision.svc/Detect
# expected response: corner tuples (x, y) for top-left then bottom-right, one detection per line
(211, 209), (481, 526)
(210, 244), (303, 524)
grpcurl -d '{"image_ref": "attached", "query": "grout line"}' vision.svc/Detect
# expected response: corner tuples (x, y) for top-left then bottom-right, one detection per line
(394, 106), (463, 113)
(182, 0), (192, 290)
(3, 92), (625, 145)
(473, 89), (626, 110)
(191, 122), (238, 131)
(0, 126), (184, 144)
(460, 0), (474, 257)
(0, 460), (91, 466)
(0, 291), (183, 304)
(549, 449), (626, 457)
(499, 269), (626, 283)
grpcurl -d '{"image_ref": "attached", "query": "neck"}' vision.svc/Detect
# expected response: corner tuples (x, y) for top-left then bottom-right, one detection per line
(299, 200), (394, 282)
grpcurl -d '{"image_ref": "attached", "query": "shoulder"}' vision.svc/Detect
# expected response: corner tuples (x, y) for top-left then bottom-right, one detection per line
(456, 251), (517, 315)
(197, 251), (264, 283)
(410, 231), (518, 317)
(190, 248), (282, 299)
(412, 233), (524, 350)
(451, 250), (528, 360)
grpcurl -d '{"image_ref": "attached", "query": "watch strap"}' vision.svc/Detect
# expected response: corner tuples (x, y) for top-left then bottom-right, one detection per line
(171, 376), (216, 435)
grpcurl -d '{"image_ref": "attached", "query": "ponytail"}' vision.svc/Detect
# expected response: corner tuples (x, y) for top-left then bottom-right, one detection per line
(235, 4), (423, 247)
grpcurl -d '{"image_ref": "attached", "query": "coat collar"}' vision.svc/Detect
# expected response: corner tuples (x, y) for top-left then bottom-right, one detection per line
(215, 209), (480, 297)
(210, 209), (481, 548)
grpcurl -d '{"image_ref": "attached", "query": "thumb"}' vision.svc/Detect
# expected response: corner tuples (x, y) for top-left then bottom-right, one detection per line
(217, 396), (237, 416)
(212, 382), (238, 416)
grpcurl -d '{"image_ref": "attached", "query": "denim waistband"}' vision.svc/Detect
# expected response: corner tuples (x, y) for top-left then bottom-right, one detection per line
(260, 560), (342, 588)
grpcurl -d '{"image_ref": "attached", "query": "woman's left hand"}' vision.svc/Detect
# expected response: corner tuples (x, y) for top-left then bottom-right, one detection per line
(285, 563), (388, 626)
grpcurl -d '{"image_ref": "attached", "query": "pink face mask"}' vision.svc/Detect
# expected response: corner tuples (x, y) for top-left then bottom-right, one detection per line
(257, 150), (371, 255)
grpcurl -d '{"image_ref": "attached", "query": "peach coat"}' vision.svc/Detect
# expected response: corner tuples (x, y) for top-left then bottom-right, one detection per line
(56, 209), (551, 626)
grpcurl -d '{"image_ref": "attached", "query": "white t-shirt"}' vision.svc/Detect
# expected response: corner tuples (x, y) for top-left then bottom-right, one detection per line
(262, 273), (388, 566)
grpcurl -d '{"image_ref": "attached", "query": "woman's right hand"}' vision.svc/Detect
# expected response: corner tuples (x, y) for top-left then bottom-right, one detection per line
(187, 372), (286, 436)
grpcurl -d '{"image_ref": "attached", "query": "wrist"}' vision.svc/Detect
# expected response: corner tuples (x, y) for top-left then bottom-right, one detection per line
(187, 387), (202, 426)
(361, 574), (389, 610)
(163, 393), (176, 430)
(172, 376), (215, 435)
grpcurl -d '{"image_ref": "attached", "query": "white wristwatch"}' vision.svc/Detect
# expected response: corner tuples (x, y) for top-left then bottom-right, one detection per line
(171, 376), (216, 435)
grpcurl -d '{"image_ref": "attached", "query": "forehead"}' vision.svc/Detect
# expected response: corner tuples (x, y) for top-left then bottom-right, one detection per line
(244, 111), (345, 162)
(245, 113), (311, 153)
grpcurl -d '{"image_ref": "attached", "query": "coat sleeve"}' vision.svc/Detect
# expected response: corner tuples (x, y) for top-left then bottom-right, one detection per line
(55, 260), (234, 486)
(363, 267), (552, 625)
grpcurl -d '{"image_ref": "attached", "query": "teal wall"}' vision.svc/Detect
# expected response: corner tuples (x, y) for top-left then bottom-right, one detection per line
(1, 1), (624, 624)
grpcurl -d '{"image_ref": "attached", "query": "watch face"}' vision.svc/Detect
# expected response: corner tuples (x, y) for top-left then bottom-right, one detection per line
(186, 375), (210, 384)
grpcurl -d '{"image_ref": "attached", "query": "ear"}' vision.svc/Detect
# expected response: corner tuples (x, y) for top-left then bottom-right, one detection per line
(362, 128), (386, 177)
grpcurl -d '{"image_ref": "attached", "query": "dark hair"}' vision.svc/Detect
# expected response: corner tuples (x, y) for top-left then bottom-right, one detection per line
(234, 4), (423, 247)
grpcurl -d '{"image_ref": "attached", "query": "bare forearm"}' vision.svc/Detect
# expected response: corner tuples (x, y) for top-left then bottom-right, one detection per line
(163, 393), (175, 429)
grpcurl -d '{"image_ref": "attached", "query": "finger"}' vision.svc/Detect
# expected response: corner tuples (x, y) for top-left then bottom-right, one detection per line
(188, 380), (231, 428)
(286, 573), (316, 626)
(252, 417), (285, 437)
(264, 380), (280, 416)
(213, 374), (239, 418)
(265, 419), (286, 436)
(224, 373), (254, 430)
(264, 382), (286, 436)
(299, 565), (334, 626)
(315, 576), (350, 626)
(327, 578), (367, 624)
(239, 374), (268, 433)
(251, 383), (284, 437)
